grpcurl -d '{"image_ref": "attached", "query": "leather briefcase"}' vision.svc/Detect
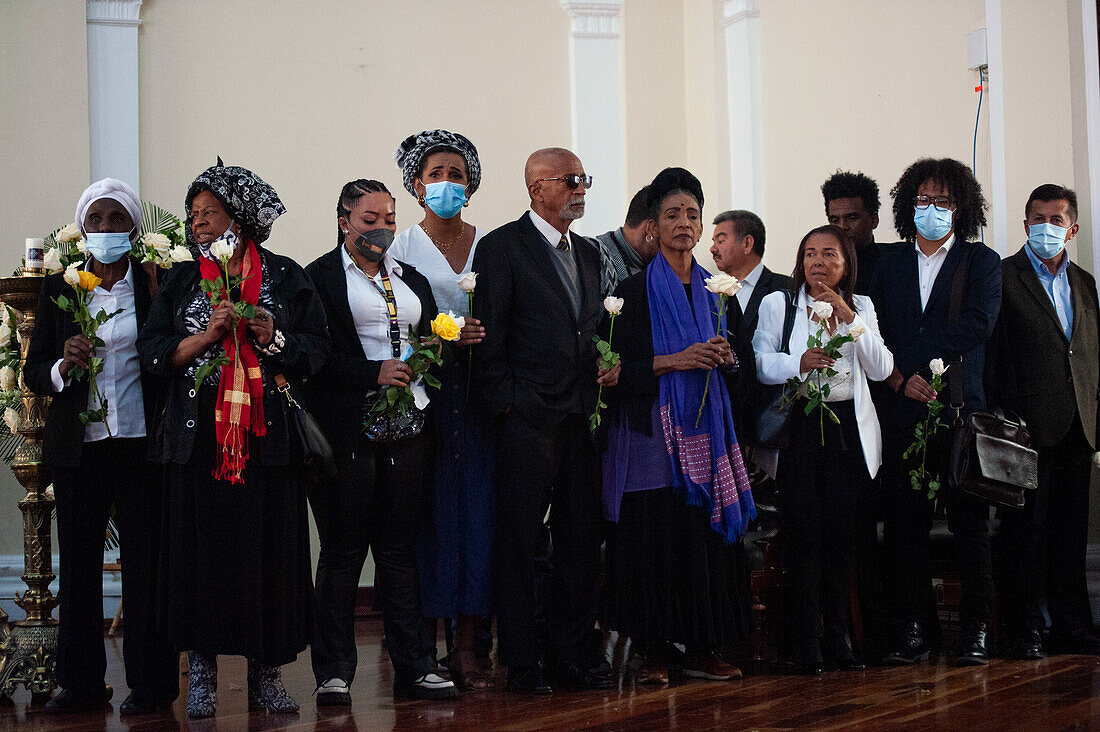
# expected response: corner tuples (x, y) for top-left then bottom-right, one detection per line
(948, 408), (1038, 509)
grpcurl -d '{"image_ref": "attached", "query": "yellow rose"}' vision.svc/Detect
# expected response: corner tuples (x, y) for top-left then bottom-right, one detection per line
(430, 312), (461, 341)
(76, 270), (102, 292)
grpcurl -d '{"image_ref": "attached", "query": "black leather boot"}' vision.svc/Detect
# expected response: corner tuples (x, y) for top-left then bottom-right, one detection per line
(957, 619), (989, 666)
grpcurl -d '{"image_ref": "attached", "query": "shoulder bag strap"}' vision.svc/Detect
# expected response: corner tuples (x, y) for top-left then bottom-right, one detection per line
(946, 245), (977, 423)
(779, 289), (797, 355)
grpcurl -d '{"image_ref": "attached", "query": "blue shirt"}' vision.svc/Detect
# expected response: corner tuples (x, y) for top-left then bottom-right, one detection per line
(1024, 243), (1074, 340)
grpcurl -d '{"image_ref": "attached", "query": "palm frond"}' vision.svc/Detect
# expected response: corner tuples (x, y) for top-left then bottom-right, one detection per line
(141, 202), (182, 237)
(0, 422), (22, 465)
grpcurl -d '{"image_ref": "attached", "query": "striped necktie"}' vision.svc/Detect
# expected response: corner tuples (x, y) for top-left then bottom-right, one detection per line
(557, 233), (570, 252)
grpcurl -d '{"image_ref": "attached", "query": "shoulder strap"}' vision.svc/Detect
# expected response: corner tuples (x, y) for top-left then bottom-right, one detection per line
(366, 261), (402, 358)
(946, 244), (977, 416)
(779, 290), (797, 355)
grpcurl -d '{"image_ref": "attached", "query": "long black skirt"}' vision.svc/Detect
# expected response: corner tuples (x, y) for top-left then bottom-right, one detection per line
(603, 486), (752, 652)
(158, 397), (312, 666)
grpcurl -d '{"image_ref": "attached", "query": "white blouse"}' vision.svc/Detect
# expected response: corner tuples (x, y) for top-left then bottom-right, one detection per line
(390, 224), (485, 318)
(753, 288), (894, 477)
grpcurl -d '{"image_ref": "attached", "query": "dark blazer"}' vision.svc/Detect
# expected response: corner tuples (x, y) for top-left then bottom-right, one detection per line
(25, 257), (161, 468)
(304, 246), (438, 456)
(868, 239), (1002, 432)
(472, 212), (602, 422)
(739, 265), (791, 337)
(137, 248), (330, 465)
(985, 247), (1100, 449)
(607, 268), (756, 435)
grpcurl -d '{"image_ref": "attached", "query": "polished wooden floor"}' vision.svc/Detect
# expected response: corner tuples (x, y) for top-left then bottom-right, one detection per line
(4, 619), (1100, 730)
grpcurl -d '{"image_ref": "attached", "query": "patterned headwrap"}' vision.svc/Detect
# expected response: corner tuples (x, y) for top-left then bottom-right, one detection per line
(394, 129), (481, 198)
(185, 158), (286, 248)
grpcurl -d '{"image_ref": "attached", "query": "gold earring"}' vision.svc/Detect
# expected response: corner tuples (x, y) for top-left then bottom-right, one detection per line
(418, 195), (425, 206)
(463, 200), (469, 208)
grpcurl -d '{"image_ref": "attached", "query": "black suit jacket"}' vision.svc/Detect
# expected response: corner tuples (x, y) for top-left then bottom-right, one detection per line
(985, 247), (1100, 449)
(868, 239), (1002, 433)
(472, 212), (602, 422)
(25, 257), (161, 468)
(739, 266), (792, 338)
(304, 246), (438, 456)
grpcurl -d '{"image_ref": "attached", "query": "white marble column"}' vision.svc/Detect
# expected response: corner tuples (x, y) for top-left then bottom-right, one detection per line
(561, 0), (625, 235)
(722, 0), (762, 213)
(86, 0), (143, 192)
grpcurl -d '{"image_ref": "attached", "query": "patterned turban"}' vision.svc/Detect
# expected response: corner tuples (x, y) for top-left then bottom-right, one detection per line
(394, 129), (481, 198)
(185, 157), (286, 246)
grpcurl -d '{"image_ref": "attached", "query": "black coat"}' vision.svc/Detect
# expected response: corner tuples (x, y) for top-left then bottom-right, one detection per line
(985, 247), (1100, 449)
(25, 257), (161, 468)
(738, 266), (791, 338)
(303, 246), (439, 456)
(472, 212), (602, 422)
(606, 268), (756, 436)
(136, 248), (330, 465)
(868, 239), (1002, 432)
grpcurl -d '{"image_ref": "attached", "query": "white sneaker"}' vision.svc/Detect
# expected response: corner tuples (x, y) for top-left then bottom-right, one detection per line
(316, 678), (351, 706)
(401, 672), (457, 700)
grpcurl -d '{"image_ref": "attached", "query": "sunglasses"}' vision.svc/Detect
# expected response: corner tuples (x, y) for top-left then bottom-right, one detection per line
(536, 174), (594, 190)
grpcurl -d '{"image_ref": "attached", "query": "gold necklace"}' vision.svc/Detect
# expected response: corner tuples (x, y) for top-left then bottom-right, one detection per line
(420, 222), (465, 254)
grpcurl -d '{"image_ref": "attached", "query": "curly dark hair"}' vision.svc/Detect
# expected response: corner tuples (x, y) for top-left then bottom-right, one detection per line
(890, 158), (987, 242)
(821, 170), (880, 215)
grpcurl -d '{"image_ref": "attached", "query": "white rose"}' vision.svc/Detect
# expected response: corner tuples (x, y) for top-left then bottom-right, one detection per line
(704, 272), (743, 297)
(449, 311), (466, 330)
(57, 222), (82, 243)
(143, 232), (171, 258)
(456, 272), (478, 292)
(812, 300), (834, 321)
(43, 247), (63, 273)
(1, 307), (10, 327)
(62, 262), (81, 288)
(4, 407), (20, 433)
(169, 246), (193, 263)
(603, 296), (624, 316)
(848, 322), (866, 341)
(0, 323), (10, 346)
(208, 239), (236, 260)
(929, 358), (947, 376)
(75, 238), (87, 253)
(0, 366), (15, 392)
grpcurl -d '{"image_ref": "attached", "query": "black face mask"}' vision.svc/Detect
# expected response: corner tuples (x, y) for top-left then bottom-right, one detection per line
(347, 224), (394, 263)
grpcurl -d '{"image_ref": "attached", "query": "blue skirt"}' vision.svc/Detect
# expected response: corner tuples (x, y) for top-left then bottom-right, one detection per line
(417, 359), (495, 618)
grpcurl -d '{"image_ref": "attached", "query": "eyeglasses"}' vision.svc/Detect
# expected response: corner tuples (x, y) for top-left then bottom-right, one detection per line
(536, 174), (593, 190)
(913, 195), (956, 211)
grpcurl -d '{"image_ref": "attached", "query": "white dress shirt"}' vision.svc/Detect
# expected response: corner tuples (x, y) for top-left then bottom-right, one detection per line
(50, 261), (145, 441)
(341, 246), (428, 407)
(734, 261), (765, 311)
(916, 234), (955, 310)
(753, 288), (894, 478)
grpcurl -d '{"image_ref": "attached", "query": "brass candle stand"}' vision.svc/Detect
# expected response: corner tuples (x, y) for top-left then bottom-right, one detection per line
(0, 273), (57, 701)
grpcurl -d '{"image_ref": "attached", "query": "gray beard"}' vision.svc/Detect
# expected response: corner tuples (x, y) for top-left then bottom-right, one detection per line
(559, 197), (585, 220)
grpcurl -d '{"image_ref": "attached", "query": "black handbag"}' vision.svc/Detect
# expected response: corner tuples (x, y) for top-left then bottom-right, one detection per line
(276, 373), (336, 482)
(942, 245), (1037, 508)
(748, 290), (798, 449)
(948, 408), (1037, 508)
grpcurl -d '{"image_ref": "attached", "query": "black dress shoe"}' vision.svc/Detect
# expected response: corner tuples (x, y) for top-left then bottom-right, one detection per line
(45, 685), (113, 713)
(505, 665), (552, 694)
(550, 659), (613, 689)
(119, 691), (174, 716)
(826, 653), (866, 672)
(957, 620), (989, 666)
(1049, 627), (1100, 655)
(882, 622), (929, 666)
(793, 662), (825, 676)
(1010, 630), (1046, 660)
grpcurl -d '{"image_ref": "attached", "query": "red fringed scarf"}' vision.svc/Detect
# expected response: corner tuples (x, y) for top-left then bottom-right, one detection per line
(199, 239), (266, 484)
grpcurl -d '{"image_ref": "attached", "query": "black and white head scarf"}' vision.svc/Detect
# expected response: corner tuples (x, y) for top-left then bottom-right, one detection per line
(394, 130), (481, 198)
(185, 158), (286, 249)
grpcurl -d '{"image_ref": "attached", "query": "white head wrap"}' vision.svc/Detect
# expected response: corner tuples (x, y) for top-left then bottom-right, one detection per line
(75, 178), (142, 233)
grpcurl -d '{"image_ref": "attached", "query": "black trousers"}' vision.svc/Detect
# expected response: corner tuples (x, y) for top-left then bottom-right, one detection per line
(311, 430), (436, 686)
(53, 438), (178, 701)
(493, 410), (602, 669)
(777, 400), (866, 661)
(880, 424), (993, 629)
(999, 414), (1094, 638)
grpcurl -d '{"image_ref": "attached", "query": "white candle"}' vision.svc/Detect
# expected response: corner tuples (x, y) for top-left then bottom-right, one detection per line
(24, 238), (44, 272)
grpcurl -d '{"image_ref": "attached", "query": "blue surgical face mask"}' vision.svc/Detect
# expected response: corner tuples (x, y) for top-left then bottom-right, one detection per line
(913, 204), (954, 241)
(422, 181), (467, 219)
(84, 230), (134, 264)
(1028, 222), (1069, 260)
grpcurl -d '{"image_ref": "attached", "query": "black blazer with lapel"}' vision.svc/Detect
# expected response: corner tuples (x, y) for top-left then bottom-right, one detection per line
(25, 257), (161, 468)
(304, 246), (438, 456)
(739, 266), (792, 338)
(472, 212), (602, 422)
(985, 246), (1099, 449)
(868, 239), (1002, 433)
